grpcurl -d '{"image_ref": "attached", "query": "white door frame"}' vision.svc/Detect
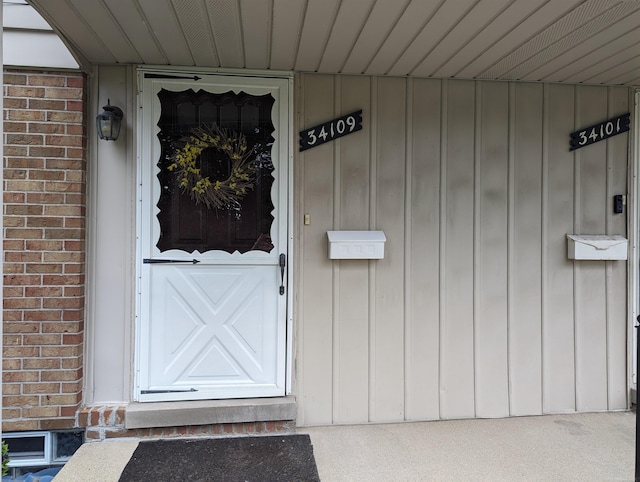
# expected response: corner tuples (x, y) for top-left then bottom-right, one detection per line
(630, 88), (640, 401)
(133, 67), (294, 402)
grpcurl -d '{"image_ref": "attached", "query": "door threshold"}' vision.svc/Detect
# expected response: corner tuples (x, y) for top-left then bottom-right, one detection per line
(125, 396), (296, 430)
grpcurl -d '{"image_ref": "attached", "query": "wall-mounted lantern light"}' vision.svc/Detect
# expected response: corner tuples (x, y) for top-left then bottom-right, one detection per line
(96, 99), (124, 141)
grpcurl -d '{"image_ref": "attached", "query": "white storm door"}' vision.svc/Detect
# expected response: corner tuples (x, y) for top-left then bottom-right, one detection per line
(137, 72), (289, 402)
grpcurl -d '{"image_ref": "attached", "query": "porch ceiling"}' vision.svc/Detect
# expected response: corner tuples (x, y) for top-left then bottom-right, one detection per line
(27, 0), (640, 86)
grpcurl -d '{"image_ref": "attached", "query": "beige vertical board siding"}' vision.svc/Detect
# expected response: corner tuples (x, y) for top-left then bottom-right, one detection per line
(542, 84), (577, 413)
(299, 74), (335, 425)
(474, 81), (510, 418)
(371, 77), (406, 422)
(574, 85), (609, 412)
(296, 74), (630, 425)
(406, 78), (442, 421)
(87, 65), (136, 404)
(334, 76), (371, 424)
(605, 86), (630, 410)
(440, 80), (476, 419)
(509, 83), (544, 416)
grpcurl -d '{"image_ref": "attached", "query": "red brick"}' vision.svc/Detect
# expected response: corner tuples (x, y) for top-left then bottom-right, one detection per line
(3, 420), (39, 431)
(3, 310), (24, 321)
(41, 394), (80, 405)
(5, 228), (43, 240)
(23, 358), (61, 369)
(41, 321), (82, 333)
(46, 135), (83, 147)
(4, 263), (25, 274)
(64, 241), (84, 251)
(26, 192), (65, 204)
(63, 286), (84, 297)
(23, 406), (60, 418)
(41, 370), (81, 381)
(44, 228), (83, 240)
(67, 148), (85, 159)
(3, 370), (39, 382)
(27, 264), (63, 274)
(3, 322), (39, 333)
(3, 216), (26, 227)
(47, 111), (82, 123)
(3, 384), (21, 395)
(62, 310), (84, 321)
(6, 85), (45, 97)
(7, 134), (44, 145)
(60, 405), (80, 417)
(5, 204), (44, 215)
(29, 146), (66, 157)
(62, 333), (83, 345)
(4, 72), (27, 84)
(43, 297), (83, 309)
(28, 75), (66, 87)
(44, 205), (84, 216)
(3, 408), (22, 419)
(3, 359), (22, 370)
(23, 333), (62, 344)
(29, 170), (66, 181)
(4, 274), (42, 285)
(3, 346), (40, 357)
(28, 99), (65, 111)
(8, 110), (45, 122)
(66, 76), (84, 88)
(40, 418), (75, 430)
(4, 240), (25, 250)
(42, 274), (84, 285)
(2, 346), (40, 358)
(4, 192), (26, 203)
(26, 240), (63, 251)
(66, 101), (84, 112)
(27, 217), (64, 228)
(4, 98), (28, 109)
(6, 157), (44, 169)
(25, 286), (63, 297)
(22, 383), (61, 394)
(3, 298), (42, 309)
(3, 395), (39, 406)
(5, 168), (28, 179)
(23, 311), (62, 322)
(61, 357), (82, 369)
(105, 429), (138, 439)
(4, 286), (25, 297)
(64, 264), (85, 274)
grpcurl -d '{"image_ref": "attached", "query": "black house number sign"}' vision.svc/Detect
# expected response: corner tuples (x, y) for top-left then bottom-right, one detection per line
(569, 113), (630, 151)
(299, 110), (363, 152)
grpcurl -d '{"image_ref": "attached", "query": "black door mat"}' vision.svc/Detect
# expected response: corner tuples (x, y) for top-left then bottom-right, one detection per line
(118, 434), (320, 482)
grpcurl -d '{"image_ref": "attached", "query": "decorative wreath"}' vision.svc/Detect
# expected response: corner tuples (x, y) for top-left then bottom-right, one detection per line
(167, 124), (256, 210)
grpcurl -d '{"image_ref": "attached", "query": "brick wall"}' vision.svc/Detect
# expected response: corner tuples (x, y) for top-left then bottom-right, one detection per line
(3, 69), (86, 432)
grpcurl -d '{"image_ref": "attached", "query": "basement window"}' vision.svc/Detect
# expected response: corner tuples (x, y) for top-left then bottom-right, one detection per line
(2, 431), (83, 479)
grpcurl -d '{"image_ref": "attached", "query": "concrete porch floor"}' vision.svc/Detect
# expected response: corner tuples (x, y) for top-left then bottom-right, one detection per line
(55, 411), (635, 481)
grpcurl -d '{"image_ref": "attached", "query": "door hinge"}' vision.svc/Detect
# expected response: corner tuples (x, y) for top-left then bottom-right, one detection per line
(141, 388), (198, 394)
(143, 258), (200, 264)
(144, 73), (202, 81)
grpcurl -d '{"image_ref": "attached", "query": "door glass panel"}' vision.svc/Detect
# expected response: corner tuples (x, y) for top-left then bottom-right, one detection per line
(155, 88), (275, 254)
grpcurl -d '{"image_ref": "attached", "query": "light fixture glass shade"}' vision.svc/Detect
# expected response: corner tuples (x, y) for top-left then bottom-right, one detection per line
(96, 99), (124, 141)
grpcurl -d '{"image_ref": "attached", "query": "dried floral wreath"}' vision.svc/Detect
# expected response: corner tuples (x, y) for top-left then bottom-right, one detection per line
(167, 124), (255, 210)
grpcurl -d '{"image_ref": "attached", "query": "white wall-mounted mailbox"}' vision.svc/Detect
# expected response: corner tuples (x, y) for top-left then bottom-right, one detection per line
(327, 230), (386, 259)
(567, 234), (628, 260)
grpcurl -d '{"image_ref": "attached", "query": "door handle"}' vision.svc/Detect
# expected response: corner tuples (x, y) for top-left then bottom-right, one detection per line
(279, 253), (286, 295)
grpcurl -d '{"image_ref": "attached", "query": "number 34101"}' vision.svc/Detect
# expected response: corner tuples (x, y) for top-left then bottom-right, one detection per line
(570, 113), (630, 151)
